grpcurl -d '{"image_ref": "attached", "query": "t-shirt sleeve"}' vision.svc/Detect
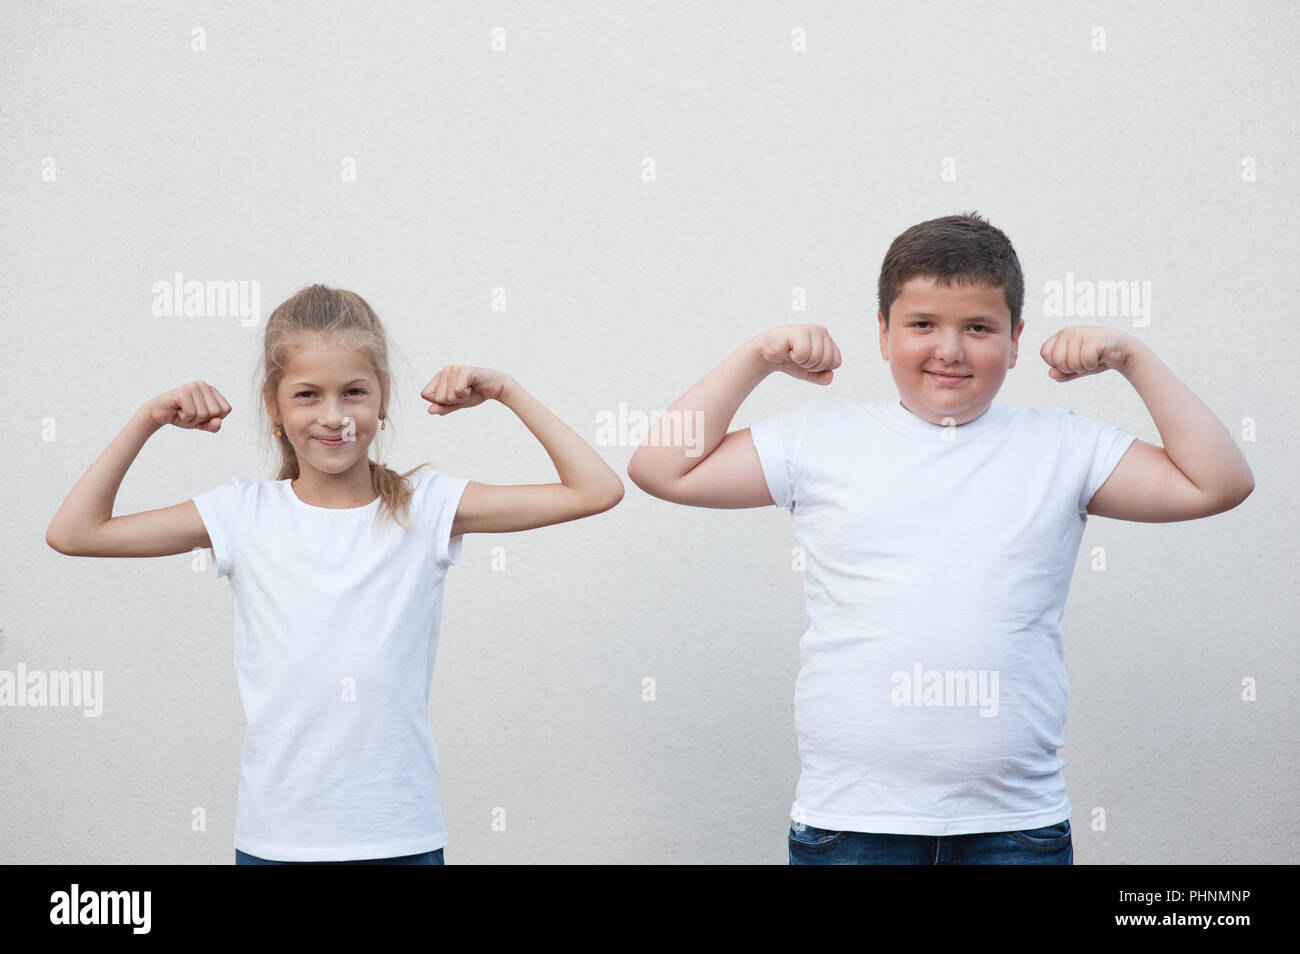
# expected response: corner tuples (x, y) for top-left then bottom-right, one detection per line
(191, 478), (248, 579)
(420, 470), (472, 570)
(747, 401), (815, 511)
(1063, 407), (1141, 514)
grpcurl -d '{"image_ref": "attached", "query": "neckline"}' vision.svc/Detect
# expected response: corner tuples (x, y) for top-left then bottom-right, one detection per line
(282, 478), (381, 512)
(878, 397), (1004, 438)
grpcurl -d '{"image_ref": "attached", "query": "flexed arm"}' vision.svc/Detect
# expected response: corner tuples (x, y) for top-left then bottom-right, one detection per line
(45, 382), (231, 556)
(627, 325), (842, 508)
(1039, 327), (1255, 521)
(422, 366), (624, 536)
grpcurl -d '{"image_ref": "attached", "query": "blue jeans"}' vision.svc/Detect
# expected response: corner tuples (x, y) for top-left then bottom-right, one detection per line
(235, 847), (445, 865)
(788, 818), (1073, 865)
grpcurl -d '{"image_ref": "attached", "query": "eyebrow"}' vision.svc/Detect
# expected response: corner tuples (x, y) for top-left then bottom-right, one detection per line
(288, 378), (371, 389)
(901, 312), (1002, 324)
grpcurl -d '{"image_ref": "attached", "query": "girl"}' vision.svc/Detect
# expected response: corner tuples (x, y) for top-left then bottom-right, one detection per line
(45, 284), (624, 864)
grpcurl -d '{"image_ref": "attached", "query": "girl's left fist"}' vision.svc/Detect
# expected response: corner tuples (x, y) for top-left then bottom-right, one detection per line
(422, 365), (510, 415)
(1040, 326), (1136, 381)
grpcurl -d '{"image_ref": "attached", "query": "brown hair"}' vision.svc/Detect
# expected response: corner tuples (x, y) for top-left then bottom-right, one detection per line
(257, 284), (429, 531)
(877, 212), (1024, 334)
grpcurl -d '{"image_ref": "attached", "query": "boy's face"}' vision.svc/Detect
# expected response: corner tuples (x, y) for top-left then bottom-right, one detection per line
(878, 276), (1023, 426)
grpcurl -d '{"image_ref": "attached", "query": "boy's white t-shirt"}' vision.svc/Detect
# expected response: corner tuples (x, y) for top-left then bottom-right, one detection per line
(192, 467), (470, 861)
(748, 396), (1138, 836)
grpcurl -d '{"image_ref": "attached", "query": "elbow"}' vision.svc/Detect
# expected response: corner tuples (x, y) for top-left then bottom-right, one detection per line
(1227, 471), (1255, 508)
(626, 459), (676, 503)
(625, 458), (643, 492)
(45, 528), (74, 556)
(1233, 476), (1255, 507)
(562, 477), (626, 518)
(626, 455), (655, 495)
(1206, 478), (1254, 516)
(594, 478), (625, 514)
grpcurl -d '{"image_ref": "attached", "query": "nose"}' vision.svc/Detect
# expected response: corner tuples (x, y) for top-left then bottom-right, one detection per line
(933, 329), (966, 362)
(317, 398), (346, 428)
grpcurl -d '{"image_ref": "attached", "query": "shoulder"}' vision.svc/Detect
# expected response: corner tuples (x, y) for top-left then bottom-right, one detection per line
(995, 402), (1073, 436)
(818, 395), (881, 431)
(191, 476), (275, 531)
(196, 475), (273, 503)
(404, 465), (448, 496)
(748, 396), (844, 455)
(404, 465), (468, 505)
(404, 467), (471, 535)
(1016, 403), (1105, 426)
(1037, 404), (1125, 440)
(403, 466), (435, 489)
(235, 476), (287, 506)
(761, 394), (862, 428)
(818, 394), (894, 431)
(1010, 404), (1134, 459)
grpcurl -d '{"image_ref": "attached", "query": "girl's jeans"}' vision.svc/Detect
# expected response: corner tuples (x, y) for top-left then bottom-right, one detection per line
(235, 847), (445, 865)
(789, 818), (1073, 865)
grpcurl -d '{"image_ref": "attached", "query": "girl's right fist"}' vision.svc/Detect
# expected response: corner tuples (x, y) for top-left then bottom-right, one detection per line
(756, 325), (842, 385)
(141, 381), (231, 432)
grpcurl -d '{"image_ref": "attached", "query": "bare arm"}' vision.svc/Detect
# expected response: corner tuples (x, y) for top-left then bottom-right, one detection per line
(1037, 328), (1254, 522)
(45, 383), (229, 556)
(1113, 341), (1253, 499)
(1086, 340), (1254, 521)
(421, 367), (625, 536)
(627, 325), (841, 508)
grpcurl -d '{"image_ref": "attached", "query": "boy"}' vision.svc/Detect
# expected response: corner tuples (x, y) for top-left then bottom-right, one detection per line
(626, 212), (1254, 865)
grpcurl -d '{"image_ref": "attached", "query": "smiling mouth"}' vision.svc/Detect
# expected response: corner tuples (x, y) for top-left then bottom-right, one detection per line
(315, 436), (348, 445)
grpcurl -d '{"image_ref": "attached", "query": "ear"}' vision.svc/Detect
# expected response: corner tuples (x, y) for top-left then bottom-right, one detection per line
(262, 386), (279, 427)
(877, 311), (890, 362)
(1008, 318), (1025, 369)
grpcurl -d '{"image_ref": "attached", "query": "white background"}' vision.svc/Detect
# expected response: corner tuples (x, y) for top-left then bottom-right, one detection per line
(2, 1), (1294, 863)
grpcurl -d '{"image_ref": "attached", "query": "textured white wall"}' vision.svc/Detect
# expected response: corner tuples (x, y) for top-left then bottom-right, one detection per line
(3, 1), (1294, 864)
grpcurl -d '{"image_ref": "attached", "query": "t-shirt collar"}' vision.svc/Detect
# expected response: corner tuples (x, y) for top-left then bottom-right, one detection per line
(879, 396), (1004, 438)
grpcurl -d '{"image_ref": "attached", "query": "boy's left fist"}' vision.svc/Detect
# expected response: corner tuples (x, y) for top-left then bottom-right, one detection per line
(422, 365), (510, 415)
(1040, 326), (1137, 381)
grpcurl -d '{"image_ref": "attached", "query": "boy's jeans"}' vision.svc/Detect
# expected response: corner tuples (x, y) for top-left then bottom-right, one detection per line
(788, 818), (1073, 865)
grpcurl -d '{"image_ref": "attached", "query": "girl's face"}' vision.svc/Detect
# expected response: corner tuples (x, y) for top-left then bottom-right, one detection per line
(269, 338), (383, 479)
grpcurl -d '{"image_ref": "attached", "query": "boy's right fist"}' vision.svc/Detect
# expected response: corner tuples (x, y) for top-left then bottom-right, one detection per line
(141, 381), (232, 432)
(756, 325), (841, 385)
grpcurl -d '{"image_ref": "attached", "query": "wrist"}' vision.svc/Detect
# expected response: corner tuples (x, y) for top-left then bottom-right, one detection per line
(744, 335), (776, 378)
(131, 406), (163, 434)
(496, 375), (520, 404)
(1116, 334), (1151, 376)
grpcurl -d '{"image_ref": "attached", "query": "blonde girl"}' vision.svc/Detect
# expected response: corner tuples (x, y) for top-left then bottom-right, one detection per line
(46, 284), (623, 864)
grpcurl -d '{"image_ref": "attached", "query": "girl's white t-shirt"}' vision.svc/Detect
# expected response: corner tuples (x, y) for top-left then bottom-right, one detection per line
(748, 396), (1138, 836)
(192, 468), (470, 861)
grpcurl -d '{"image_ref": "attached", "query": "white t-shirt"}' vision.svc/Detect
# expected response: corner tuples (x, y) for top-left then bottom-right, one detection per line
(192, 467), (470, 861)
(748, 396), (1138, 836)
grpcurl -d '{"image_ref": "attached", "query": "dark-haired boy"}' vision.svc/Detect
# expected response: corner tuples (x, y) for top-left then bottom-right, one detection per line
(627, 212), (1254, 865)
